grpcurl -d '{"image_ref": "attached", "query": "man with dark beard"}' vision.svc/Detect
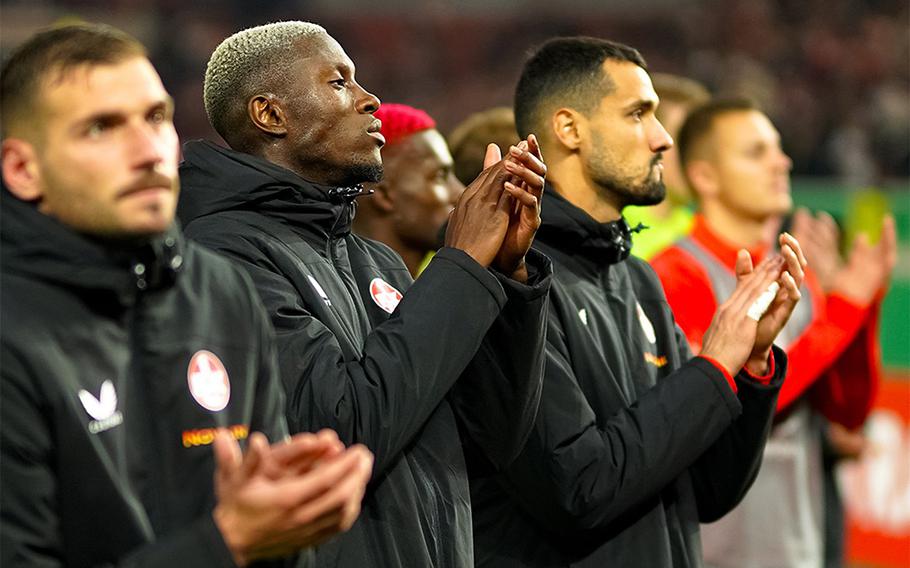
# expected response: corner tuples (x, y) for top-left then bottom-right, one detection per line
(177, 21), (551, 568)
(468, 36), (807, 567)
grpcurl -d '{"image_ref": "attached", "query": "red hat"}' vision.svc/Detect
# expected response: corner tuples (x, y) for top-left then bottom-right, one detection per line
(374, 103), (436, 146)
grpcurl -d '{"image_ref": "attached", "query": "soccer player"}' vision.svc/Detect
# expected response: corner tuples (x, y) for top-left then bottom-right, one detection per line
(1, 23), (372, 567)
(469, 36), (805, 567)
(177, 21), (551, 567)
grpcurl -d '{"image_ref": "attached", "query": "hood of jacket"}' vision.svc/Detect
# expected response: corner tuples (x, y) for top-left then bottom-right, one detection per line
(177, 140), (368, 240)
(536, 184), (636, 265)
(1, 188), (184, 307)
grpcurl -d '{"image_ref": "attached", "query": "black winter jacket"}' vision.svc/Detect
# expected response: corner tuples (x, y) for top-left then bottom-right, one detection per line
(177, 140), (551, 568)
(0, 190), (288, 567)
(470, 187), (786, 567)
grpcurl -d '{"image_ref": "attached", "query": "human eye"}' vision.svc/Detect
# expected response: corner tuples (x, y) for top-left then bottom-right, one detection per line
(630, 108), (644, 122)
(745, 143), (765, 158)
(330, 77), (348, 89)
(148, 107), (167, 125)
(85, 120), (110, 139)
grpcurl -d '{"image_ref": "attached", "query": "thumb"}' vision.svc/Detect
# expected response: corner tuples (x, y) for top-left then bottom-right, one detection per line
(213, 429), (242, 479)
(735, 249), (754, 280)
(483, 143), (502, 169)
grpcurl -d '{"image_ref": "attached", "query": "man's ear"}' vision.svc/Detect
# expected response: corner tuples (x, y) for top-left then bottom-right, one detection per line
(686, 160), (719, 200)
(248, 94), (288, 137)
(368, 180), (396, 214)
(2, 138), (43, 202)
(552, 108), (583, 152)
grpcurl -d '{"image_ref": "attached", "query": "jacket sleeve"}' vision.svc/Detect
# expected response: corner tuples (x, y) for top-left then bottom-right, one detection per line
(808, 297), (881, 428)
(185, 221), (507, 476)
(494, 304), (745, 533)
(688, 346), (788, 523)
(449, 249), (552, 470)
(0, 351), (241, 568)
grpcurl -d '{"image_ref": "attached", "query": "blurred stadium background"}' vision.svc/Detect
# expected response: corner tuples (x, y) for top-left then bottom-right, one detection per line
(2, 1), (908, 566)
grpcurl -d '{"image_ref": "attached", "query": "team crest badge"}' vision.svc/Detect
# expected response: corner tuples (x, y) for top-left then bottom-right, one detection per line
(369, 277), (403, 314)
(187, 350), (230, 412)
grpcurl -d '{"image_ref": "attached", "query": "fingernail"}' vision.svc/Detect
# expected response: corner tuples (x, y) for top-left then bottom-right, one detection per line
(510, 146), (522, 156)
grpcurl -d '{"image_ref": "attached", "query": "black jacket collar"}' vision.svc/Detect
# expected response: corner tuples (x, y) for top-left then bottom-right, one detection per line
(177, 140), (367, 240)
(536, 184), (635, 265)
(1, 188), (184, 306)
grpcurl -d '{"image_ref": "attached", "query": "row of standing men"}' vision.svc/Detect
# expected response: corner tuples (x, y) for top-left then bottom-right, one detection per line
(1, 18), (892, 568)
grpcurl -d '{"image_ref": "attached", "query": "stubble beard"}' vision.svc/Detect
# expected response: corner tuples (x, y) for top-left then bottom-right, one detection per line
(589, 153), (667, 210)
(345, 161), (384, 186)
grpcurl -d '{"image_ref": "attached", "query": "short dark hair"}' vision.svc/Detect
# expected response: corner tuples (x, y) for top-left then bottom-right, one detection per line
(677, 98), (758, 170)
(514, 36), (647, 140)
(1, 23), (146, 138)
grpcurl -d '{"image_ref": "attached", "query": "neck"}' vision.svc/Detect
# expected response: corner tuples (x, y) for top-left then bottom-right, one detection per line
(701, 199), (767, 248)
(548, 155), (622, 223)
(255, 144), (335, 187)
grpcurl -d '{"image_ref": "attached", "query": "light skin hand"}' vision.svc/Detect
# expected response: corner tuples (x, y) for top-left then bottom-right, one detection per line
(211, 430), (374, 567)
(495, 134), (547, 282)
(831, 215), (897, 305)
(738, 233), (808, 375)
(259, 429), (346, 479)
(791, 208), (842, 292)
(699, 254), (786, 375)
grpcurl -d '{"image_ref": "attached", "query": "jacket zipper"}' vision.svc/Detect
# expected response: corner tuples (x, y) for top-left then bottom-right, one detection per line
(127, 260), (169, 533)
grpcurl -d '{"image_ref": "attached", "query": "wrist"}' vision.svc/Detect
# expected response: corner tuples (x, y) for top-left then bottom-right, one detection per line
(745, 349), (771, 376)
(508, 259), (528, 283)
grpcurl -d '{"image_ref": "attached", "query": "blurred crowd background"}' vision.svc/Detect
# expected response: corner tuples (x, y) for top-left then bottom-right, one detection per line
(1, 1), (908, 566)
(2, 0), (908, 184)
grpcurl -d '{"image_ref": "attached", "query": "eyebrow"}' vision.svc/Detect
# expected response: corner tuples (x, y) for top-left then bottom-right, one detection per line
(70, 95), (175, 134)
(335, 61), (355, 76)
(623, 98), (657, 113)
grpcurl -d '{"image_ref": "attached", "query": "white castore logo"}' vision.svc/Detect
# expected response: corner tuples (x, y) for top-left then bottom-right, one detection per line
(78, 380), (123, 433)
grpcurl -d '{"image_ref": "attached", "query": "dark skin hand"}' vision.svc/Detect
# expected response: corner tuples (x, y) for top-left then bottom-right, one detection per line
(444, 134), (546, 279)
(495, 134), (546, 282)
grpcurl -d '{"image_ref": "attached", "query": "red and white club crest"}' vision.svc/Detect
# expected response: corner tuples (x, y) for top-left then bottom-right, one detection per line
(369, 277), (403, 314)
(187, 350), (230, 412)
